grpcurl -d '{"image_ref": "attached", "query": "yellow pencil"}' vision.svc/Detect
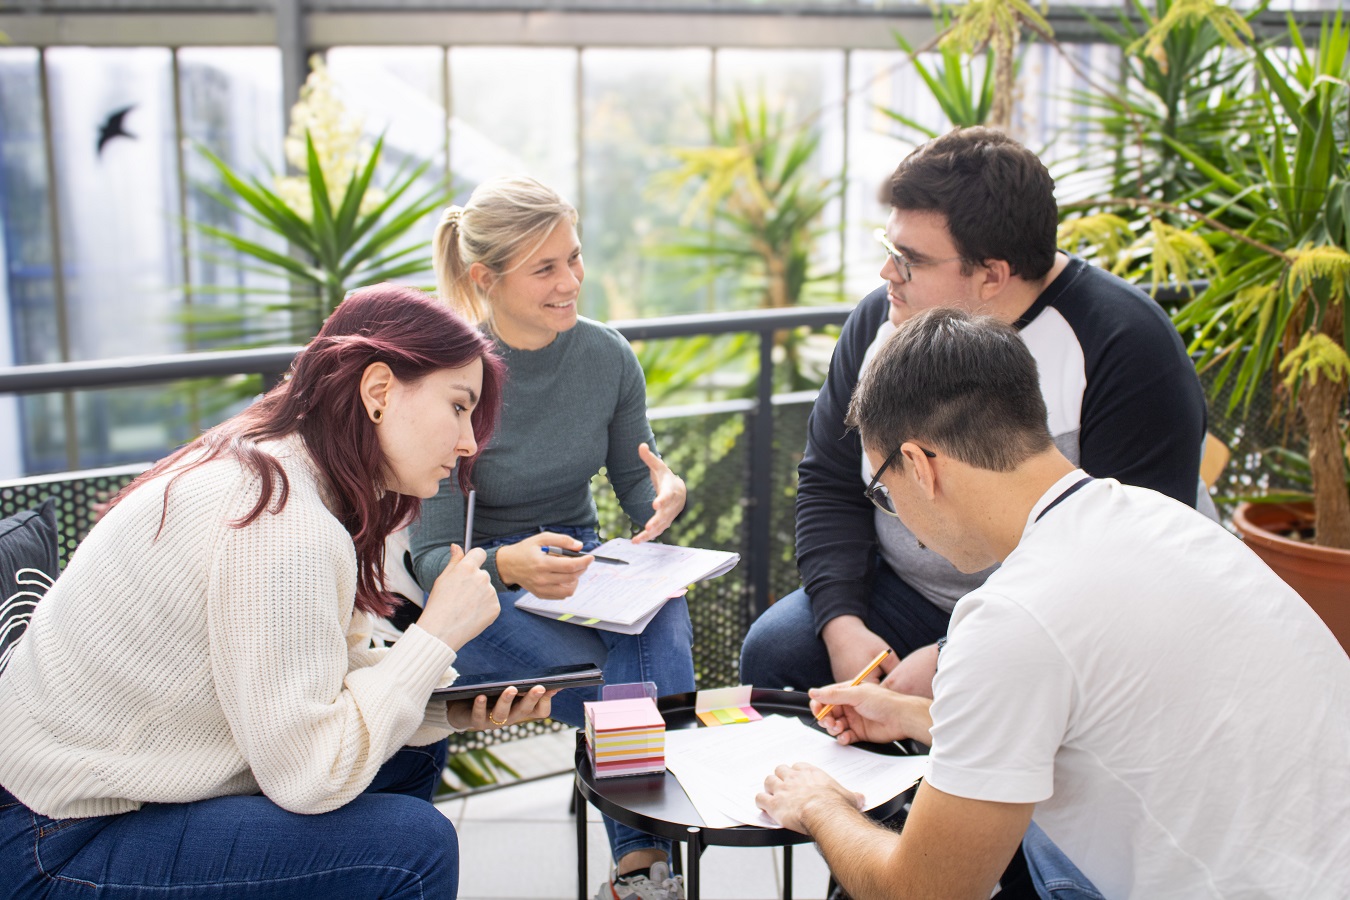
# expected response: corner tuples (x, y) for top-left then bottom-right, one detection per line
(813, 648), (892, 721)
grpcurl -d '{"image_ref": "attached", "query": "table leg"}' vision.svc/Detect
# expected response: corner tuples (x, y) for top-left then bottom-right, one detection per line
(575, 776), (588, 900)
(783, 843), (793, 900)
(686, 827), (701, 900)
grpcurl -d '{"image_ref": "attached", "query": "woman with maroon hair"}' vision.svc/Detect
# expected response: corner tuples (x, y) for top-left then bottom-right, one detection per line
(0, 284), (545, 899)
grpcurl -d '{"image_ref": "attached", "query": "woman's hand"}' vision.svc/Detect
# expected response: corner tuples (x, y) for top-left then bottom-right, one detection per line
(632, 442), (686, 543)
(495, 532), (593, 599)
(446, 685), (559, 731)
(417, 545), (499, 651)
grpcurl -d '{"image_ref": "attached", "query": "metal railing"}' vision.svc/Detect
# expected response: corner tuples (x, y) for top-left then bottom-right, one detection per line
(0, 305), (854, 619)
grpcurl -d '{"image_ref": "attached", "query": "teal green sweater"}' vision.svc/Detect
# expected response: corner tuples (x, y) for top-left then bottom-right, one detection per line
(410, 317), (658, 592)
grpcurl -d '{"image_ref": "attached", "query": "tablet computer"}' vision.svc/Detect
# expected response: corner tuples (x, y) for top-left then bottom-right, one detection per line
(431, 662), (605, 704)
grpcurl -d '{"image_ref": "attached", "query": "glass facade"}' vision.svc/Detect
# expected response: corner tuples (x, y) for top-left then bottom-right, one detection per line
(0, 1), (1339, 475)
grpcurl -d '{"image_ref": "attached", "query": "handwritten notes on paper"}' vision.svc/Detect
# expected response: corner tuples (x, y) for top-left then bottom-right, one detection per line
(514, 539), (739, 633)
(664, 715), (928, 829)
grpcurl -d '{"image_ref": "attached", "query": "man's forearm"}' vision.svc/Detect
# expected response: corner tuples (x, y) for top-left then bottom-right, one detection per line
(801, 795), (905, 900)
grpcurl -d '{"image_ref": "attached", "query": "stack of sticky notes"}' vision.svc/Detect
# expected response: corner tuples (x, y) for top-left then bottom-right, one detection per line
(584, 696), (667, 778)
(694, 685), (763, 727)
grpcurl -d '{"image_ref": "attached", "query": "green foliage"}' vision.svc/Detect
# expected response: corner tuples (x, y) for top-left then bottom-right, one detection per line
(1233, 446), (1350, 505)
(1169, 10), (1350, 545)
(880, 21), (997, 140)
(1058, 0), (1267, 280)
(1171, 13), (1349, 416)
(193, 131), (446, 342)
(653, 92), (846, 392)
(441, 747), (522, 792)
(937, 0), (1053, 130)
(633, 333), (755, 407)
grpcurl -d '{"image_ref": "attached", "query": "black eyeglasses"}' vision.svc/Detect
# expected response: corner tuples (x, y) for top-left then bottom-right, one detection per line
(874, 228), (967, 284)
(864, 443), (937, 517)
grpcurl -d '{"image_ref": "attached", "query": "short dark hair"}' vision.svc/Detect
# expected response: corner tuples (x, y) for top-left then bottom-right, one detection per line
(846, 308), (1052, 472)
(879, 127), (1057, 281)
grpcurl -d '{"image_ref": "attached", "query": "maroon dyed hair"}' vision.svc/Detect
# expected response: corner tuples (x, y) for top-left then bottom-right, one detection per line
(109, 283), (504, 617)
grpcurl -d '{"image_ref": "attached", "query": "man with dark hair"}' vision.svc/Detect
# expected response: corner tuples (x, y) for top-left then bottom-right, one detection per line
(741, 127), (1211, 698)
(756, 308), (1350, 900)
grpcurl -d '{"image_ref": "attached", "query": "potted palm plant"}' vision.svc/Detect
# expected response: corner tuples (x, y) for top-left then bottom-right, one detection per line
(1169, 13), (1350, 648)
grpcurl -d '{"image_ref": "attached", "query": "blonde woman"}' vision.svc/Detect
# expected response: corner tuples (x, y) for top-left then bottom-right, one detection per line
(411, 176), (693, 900)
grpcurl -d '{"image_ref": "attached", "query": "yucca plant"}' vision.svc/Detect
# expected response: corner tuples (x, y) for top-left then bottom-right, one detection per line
(936, 0), (1054, 131)
(1056, 0), (1264, 283)
(1170, 11), (1350, 549)
(880, 17), (1000, 141)
(188, 57), (446, 355)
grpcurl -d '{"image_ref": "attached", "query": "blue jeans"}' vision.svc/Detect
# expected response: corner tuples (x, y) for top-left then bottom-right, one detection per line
(463, 525), (696, 866)
(739, 557), (951, 690)
(0, 740), (457, 899)
(1023, 821), (1105, 900)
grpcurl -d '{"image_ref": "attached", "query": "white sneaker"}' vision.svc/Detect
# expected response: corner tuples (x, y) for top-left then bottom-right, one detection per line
(596, 861), (685, 900)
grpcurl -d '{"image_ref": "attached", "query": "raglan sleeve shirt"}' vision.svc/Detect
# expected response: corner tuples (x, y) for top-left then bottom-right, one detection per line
(794, 288), (890, 634)
(1042, 261), (1208, 507)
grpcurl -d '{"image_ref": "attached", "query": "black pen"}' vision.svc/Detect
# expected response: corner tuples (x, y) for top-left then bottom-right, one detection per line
(540, 546), (629, 565)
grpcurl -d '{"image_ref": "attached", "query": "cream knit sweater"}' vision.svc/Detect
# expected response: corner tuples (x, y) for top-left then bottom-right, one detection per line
(0, 436), (459, 819)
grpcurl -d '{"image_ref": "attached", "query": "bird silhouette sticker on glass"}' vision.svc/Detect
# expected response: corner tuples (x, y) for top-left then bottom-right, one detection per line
(96, 105), (136, 156)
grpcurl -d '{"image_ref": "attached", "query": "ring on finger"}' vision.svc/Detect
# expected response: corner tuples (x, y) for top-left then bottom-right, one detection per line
(488, 710), (507, 727)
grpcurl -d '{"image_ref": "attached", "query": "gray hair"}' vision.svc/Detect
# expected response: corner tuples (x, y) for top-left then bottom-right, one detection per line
(846, 308), (1053, 472)
(433, 175), (577, 326)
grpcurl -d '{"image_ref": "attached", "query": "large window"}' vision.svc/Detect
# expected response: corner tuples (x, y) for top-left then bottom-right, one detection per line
(0, 1), (1338, 476)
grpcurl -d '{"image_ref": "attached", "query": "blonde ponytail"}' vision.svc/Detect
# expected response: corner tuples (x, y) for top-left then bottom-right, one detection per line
(434, 206), (487, 323)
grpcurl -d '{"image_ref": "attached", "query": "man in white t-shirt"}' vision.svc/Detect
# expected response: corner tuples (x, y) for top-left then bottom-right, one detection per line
(756, 308), (1350, 900)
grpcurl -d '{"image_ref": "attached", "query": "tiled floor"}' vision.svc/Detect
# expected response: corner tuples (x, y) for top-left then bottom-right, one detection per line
(438, 731), (833, 900)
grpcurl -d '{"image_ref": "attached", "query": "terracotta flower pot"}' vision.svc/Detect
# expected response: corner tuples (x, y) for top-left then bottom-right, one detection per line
(1233, 502), (1350, 655)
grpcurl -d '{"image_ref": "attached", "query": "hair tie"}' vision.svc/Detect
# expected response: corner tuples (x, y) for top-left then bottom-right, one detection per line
(441, 205), (464, 229)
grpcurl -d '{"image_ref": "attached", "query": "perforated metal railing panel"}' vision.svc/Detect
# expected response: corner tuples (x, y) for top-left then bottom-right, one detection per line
(0, 465), (146, 567)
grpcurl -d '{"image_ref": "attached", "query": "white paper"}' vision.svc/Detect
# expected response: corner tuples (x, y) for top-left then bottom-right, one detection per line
(514, 539), (739, 627)
(665, 715), (928, 829)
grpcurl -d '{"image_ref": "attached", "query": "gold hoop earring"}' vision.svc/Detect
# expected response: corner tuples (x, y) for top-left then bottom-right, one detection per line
(371, 408), (383, 423)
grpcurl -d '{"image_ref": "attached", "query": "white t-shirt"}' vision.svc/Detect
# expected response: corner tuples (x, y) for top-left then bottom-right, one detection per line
(927, 472), (1350, 899)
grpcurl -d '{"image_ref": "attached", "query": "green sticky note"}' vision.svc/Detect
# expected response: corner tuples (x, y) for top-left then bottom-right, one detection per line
(558, 614), (574, 621)
(713, 708), (737, 724)
(583, 618), (600, 625)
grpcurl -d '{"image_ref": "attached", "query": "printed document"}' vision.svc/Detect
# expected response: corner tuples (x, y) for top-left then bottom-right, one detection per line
(514, 539), (738, 631)
(664, 715), (928, 829)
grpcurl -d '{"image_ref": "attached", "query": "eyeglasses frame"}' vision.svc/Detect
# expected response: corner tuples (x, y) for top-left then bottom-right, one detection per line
(864, 442), (938, 517)
(873, 228), (969, 284)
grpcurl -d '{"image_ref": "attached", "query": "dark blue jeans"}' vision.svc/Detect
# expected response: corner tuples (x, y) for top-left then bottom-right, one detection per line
(465, 525), (695, 865)
(0, 740), (457, 899)
(739, 557), (951, 691)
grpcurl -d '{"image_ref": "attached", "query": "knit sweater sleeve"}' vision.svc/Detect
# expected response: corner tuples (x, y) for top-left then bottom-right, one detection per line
(206, 476), (457, 815)
(604, 332), (660, 529)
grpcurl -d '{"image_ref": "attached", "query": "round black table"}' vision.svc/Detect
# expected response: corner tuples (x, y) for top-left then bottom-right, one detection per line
(573, 688), (922, 900)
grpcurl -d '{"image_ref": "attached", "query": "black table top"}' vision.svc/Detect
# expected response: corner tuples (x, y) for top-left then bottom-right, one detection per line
(573, 688), (922, 848)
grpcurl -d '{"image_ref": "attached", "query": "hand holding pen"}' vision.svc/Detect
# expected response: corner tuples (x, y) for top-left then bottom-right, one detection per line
(494, 531), (596, 601)
(814, 649), (891, 721)
(540, 546), (628, 566)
